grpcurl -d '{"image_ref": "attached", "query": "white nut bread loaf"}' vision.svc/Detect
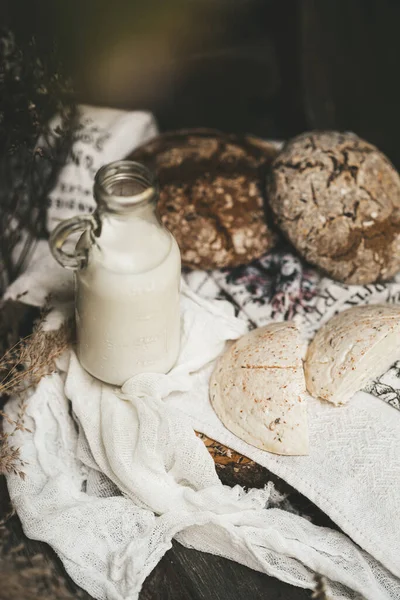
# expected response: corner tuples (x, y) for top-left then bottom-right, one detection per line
(304, 304), (400, 405)
(209, 323), (309, 456)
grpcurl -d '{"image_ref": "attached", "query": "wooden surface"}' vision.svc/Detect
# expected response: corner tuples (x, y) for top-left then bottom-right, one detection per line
(141, 541), (312, 600)
(0, 307), (324, 600)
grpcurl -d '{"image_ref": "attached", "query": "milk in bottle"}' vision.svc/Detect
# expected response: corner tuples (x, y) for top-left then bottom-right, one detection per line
(50, 160), (181, 385)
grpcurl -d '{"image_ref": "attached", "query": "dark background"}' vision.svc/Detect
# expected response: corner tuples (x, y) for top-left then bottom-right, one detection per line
(3, 0), (400, 166)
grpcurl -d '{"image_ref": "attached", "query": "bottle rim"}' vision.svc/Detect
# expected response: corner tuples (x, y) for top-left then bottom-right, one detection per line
(94, 160), (158, 212)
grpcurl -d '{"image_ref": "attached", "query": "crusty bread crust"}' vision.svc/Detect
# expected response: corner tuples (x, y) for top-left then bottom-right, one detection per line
(129, 129), (279, 270)
(305, 304), (400, 404)
(210, 322), (309, 456)
(268, 131), (400, 284)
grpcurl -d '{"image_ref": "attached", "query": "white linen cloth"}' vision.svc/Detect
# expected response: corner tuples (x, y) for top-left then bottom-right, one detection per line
(4, 105), (400, 599)
(5, 290), (400, 600)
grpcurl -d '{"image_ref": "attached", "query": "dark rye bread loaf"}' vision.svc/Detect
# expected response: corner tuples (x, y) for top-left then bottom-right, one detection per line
(128, 129), (279, 270)
(268, 131), (400, 284)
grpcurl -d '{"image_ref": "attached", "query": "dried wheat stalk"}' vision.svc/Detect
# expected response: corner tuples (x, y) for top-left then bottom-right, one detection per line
(0, 399), (29, 478)
(312, 573), (331, 599)
(0, 318), (72, 397)
(0, 313), (73, 477)
(0, 27), (75, 295)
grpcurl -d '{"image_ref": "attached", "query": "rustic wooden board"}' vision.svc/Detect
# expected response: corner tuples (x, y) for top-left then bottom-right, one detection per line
(141, 540), (312, 600)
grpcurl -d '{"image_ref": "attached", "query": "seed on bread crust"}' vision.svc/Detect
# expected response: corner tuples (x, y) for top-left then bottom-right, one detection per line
(129, 129), (279, 270)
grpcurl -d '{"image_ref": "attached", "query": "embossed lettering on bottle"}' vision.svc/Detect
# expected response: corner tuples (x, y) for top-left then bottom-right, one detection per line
(50, 160), (181, 385)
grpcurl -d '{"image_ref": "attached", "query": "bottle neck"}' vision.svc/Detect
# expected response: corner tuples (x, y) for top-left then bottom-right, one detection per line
(98, 198), (160, 228)
(90, 198), (171, 273)
(89, 160), (171, 272)
(94, 160), (158, 215)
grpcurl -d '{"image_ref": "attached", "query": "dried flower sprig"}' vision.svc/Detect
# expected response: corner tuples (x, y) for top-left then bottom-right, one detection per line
(0, 399), (29, 478)
(0, 317), (72, 398)
(0, 27), (76, 295)
(0, 310), (73, 477)
(312, 573), (331, 599)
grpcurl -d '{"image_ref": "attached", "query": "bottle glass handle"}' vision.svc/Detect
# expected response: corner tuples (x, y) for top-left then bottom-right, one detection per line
(49, 215), (96, 270)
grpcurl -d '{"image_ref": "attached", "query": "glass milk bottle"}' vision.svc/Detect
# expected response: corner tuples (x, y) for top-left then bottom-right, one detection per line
(49, 161), (181, 385)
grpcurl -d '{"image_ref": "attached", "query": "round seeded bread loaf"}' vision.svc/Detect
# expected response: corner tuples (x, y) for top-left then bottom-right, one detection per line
(305, 304), (400, 405)
(128, 129), (279, 270)
(268, 131), (400, 284)
(210, 322), (309, 456)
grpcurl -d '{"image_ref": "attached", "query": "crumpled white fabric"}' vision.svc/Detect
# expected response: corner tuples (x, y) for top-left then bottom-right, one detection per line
(5, 287), (400, 600)
(4, 105), (400, 599)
